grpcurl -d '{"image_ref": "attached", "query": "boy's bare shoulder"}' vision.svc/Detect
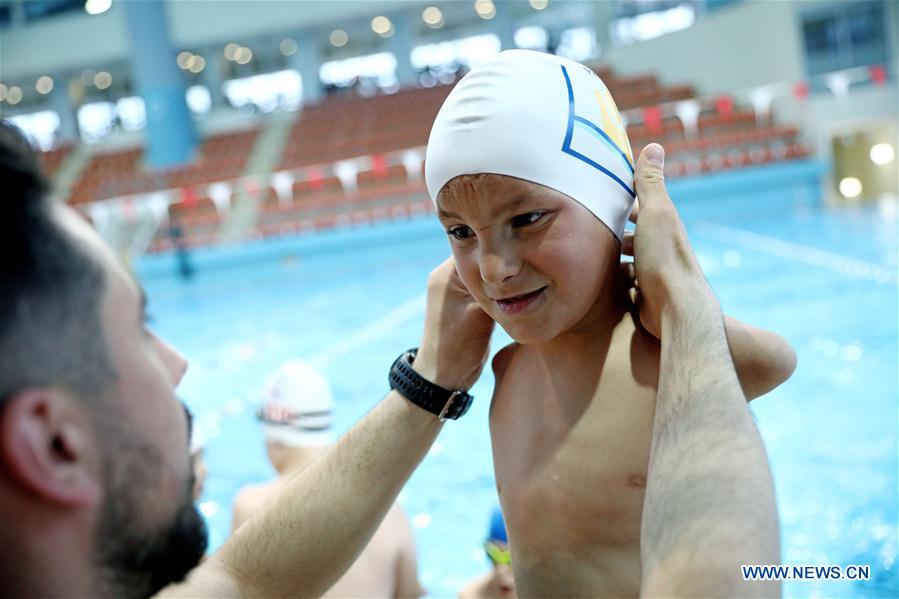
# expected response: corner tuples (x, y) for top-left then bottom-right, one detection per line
(491, 342), (521, 380)
(489, 343), (524, 420)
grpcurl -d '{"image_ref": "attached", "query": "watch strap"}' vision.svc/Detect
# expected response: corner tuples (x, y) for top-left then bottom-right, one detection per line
(388, 348), (473, 420)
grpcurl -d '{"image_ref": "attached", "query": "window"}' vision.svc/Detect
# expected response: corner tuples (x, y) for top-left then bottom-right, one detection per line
(611, 4), (696, 45)
(410, 34), (501, 70)
(802, 1), (888, 78)
(556, 27), (597, 62)
(319, 52), (397, 90)
(77, 101), (116, 143)
(116, 96), (146, 130)
(8, 110), (60, 150)
(185, 86), (212, 115)
(514, 27), (549, 52)
(223, 69), (302, 112)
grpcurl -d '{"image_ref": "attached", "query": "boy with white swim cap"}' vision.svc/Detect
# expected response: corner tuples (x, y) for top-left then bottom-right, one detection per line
(426, 50), (796, 597)
(232, 360), (424, 598)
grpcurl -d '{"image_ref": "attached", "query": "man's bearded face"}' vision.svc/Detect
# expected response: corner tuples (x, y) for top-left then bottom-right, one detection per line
(93, 414), (208, 599)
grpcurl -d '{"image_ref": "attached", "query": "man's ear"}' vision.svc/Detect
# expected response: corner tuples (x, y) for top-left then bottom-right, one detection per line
(0, 388), (102, 508)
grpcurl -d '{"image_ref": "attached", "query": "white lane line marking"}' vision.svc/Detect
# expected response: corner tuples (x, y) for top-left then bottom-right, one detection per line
(310, 292), (427, 369)
(694, 222), (897, 285)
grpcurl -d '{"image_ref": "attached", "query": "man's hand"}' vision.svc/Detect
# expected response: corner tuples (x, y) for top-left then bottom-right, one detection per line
(622, 143), (716, 338)
(624, 148), (781, 597)
(414, 257), (495, 390)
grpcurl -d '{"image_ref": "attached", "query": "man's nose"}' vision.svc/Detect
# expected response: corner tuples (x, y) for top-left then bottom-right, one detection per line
(155, 333), (189, 386)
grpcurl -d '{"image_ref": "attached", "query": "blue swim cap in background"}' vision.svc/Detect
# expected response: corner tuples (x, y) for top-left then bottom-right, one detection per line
(488, 506), (508, 543)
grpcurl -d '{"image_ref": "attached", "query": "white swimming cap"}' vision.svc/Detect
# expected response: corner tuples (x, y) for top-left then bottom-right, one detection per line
(426, 50), (635, 240)
(258, 360), (334, 447)
(189, 426), (206, 456)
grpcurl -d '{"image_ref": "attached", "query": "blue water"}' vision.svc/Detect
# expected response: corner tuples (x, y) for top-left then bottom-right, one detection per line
(138, 162), (897, 598)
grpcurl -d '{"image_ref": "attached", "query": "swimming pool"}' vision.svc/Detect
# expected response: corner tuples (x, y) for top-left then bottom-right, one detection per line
(137, 160), (897, 598)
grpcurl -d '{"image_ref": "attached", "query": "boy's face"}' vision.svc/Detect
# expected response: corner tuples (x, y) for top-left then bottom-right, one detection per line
(437, 174), (619, 344)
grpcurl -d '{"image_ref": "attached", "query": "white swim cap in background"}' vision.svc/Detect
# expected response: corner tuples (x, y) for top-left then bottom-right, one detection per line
(257, 360), (334, 447)
(426, 49), (635, 240)
(189, 426), (206, 456)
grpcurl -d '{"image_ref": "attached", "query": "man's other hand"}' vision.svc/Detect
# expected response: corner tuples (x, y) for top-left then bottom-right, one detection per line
(622, 143), (716, 339)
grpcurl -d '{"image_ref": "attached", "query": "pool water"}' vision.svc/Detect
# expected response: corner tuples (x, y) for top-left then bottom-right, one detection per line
(138, 162), (897, 598)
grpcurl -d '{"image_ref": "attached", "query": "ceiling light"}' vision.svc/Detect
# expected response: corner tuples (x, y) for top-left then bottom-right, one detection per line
(235, 47), (253, 65)
(870, 143), (895, 165)
(330, 29), (349, 47)
(423, 6), (444, 28)
(372, 16), (393, 36)
(280, 38), (298, 56)
(94, 71), (112, 90)
(84, 0), (112, 16)
(838, 177), (862, 199)
(177, 51), (194, 70)
(529, 0), (548, 9)
(224, 43), (240, 61)
(475, 0), (496, 20)
(7, 86), (22, 105)
(189, 56), (206, 74)
(35, 76), (54, 95)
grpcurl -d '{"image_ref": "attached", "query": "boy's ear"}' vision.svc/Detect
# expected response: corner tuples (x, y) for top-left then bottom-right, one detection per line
(0, 388), (103, 508)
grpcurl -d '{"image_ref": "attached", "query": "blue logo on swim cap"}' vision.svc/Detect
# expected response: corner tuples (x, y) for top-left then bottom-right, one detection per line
(560, 65), (636, 199)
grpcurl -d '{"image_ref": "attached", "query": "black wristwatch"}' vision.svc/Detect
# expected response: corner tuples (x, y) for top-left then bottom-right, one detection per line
(388, 348), (473, 420)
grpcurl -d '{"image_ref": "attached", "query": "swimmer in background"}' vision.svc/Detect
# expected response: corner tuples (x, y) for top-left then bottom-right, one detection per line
(231, 360), (424, 599)
(459, 507), (517, 599)
(167, 213), (194, 281)
(426, 50), (796, 597)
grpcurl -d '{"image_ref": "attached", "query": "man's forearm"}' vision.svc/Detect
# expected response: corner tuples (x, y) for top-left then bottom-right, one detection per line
(211, 391), (441, 597)
(641, 292), (780, 597)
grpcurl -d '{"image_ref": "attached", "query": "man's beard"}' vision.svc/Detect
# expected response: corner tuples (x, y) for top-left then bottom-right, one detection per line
(92, 417), (208, 599)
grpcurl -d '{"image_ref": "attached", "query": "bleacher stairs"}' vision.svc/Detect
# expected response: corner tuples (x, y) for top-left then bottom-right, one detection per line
(221, 110), (299, 244)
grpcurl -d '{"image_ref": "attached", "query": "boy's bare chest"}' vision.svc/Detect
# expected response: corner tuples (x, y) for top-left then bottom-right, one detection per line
(489, 337), (660, 591)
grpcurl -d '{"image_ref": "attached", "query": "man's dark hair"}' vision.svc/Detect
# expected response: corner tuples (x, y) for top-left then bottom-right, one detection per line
(0, 122), (208, 598)
(0, 120), (114, 403)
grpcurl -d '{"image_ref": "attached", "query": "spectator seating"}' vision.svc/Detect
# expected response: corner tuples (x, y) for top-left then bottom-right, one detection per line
(67, 128), (259, 205)
(278, 85), (449, 171)
(38, 143), (74, 177)
(62, 61), (812, 254)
